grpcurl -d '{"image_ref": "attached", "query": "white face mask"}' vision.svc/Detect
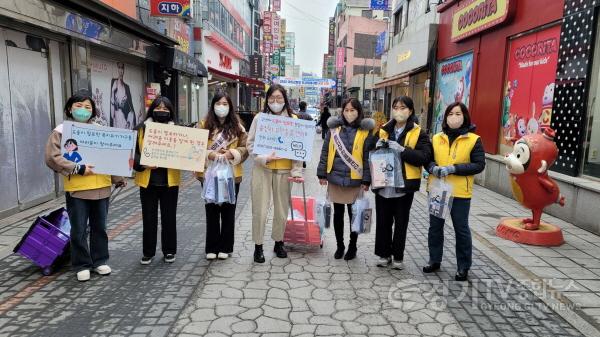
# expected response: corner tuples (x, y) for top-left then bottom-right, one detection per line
(268, 102), (285, 113)
(343, 110), (358, 124)
(392, 108), (410, 123)
(214, 105), (229, 118)
(447, 115), (464, 129)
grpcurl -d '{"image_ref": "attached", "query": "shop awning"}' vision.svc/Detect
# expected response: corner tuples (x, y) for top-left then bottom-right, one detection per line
(163, 48), (208, 77)
(374, 65), (428, 89)
(208, 67), (265, 86)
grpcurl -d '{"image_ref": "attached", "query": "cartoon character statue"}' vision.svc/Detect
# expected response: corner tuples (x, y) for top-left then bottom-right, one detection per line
(63, 138), (83, 163)
(527, 101), (539, 135)
(539, 83), (554, 128)
(504, 128), (565, 230)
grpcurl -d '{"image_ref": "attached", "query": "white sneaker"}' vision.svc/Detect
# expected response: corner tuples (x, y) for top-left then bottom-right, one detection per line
(217, 253), (229, 260)
(377, 257), (392, 267)
(77, 270), (90, 282)
(94, 265), (112, 275)
(206, 253), (217, 260)
(392, 260), (404, 270)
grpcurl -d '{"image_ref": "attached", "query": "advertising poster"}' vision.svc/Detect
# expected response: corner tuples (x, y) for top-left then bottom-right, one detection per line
(170, 18), (191, 54)
(499, 25), (561, 155)
(91, 56), (144, 130)
(140, 122), (209, 172)
(253, 114), (316, 161)
(432, 52), (473, 134)
(61, 121), (137, 177)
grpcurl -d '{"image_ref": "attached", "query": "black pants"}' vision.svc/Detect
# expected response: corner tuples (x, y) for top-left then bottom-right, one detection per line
(374, 192), (414, 261)
(205, 184), (240, 254)
(140, 185), (179, 257)
(333, 203), (357, 248)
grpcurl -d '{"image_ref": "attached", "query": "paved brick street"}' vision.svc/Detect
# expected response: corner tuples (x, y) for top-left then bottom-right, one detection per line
(0, 140), (597, 336)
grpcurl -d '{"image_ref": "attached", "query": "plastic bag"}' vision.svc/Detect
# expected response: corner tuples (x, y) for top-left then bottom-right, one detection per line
(351, 193), (372, 234)
(315, 190), (332, 233)
(429, 178), (453, 219)
(369, 147), (404, 189)
(203, 157), (236, 204)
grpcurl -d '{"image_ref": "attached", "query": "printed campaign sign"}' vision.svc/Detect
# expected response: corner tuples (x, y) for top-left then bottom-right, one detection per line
(61, 121), (137, 177)
(253, 114), (316, 161)
(140, 122), (209, 172)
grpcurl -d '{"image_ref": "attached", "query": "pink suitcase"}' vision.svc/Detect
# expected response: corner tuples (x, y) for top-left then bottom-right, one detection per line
(284, 178), (323, 247)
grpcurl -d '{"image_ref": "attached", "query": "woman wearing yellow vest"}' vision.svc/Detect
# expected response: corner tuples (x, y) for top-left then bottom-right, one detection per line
(246, 84), (303, 263)
(133, 97), (181, 265)
(197, 92), (248, 260)
(372, 96), (432, 270)
(423, 102), (485, 281)
(45, 93), (126, 282)
(317, 98), (375, 260)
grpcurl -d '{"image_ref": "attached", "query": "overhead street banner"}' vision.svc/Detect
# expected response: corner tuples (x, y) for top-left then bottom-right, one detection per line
(272, 77), (336, 88)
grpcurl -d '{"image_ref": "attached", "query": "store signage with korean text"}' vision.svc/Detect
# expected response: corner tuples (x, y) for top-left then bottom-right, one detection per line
(370, 0), (389, 10)
(263, 11), (273, 53)
(375, 31), (386, 56)
(397, 50), (411, 63)
(219, 52), (232, 70)
(451, 0), (515, 42)
(328, 18), (335, 55)
(280, 19), (287, 48)
(170, 18), (191, 54)
(150, 0), (192, 18)
(250, 55), (263, 78)
(336, 47), (345, 72)
(272, 14), (281, 50)
(272, 0), (281, 11)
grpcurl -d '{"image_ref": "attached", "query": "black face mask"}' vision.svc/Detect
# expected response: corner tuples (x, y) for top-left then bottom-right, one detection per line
(153, 111), (170, 123)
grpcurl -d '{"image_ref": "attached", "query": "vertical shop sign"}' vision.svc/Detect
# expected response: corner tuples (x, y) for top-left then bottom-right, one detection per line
(432, 52), (474, 134)
(328, 18), (335, 55)
(280, 19), (286, 48)
(498, 25), (561, 154)
(272, 0), (281, 11)
(272, 14), (281, 50)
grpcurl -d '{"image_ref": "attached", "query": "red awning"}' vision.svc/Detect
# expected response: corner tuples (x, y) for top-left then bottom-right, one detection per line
(208, 67), (265, 86)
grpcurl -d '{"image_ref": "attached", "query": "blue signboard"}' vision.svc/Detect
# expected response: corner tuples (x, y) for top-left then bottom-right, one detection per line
(375, 31), (386, 56)
(370, 0), (389, 10)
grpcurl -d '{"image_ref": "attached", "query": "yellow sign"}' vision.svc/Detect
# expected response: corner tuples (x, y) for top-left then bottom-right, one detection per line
(397, 50), (412, 63)
(451, 0), (513, 42)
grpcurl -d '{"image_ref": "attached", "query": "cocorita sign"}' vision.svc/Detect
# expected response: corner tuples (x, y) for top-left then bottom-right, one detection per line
(451, 0), (515, 43)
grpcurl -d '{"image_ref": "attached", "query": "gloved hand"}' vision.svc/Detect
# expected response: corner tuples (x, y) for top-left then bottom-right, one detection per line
(375, 139), (388, 149)
(431, 166), (442, 178)
(438, 165), (456, 178)
(387, 140), (405, 153)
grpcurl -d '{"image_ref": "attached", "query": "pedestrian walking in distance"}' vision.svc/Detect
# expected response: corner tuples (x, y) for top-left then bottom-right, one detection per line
(423, 102), (485, 281)
(371, 96), (432, 270)
(197, 91), (248, 260)
(133, 97), (181, 265)
(45, 93), (126, 282)
(317, 98), (375, 260)
(246, 84), (303, 263)
(317, 106), (331, 140)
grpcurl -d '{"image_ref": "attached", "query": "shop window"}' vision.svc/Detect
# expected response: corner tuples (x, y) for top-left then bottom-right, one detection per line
(362, 10), (372, 18)
(178, 75), (190, 125)
(393, 7), (402, 36)
(583, 18), (600, 178)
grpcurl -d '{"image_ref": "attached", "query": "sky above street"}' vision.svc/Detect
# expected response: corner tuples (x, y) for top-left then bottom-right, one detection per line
(280, 0), (338, 76)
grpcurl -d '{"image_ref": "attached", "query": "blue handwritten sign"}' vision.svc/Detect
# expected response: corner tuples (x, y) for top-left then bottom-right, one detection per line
(61, 121), (137, 177)
(253, 114), (316, 161)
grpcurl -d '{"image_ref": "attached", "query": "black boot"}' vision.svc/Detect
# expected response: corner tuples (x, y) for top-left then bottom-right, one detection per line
(344, 234), (357, 260)
(334, 244), (345, 259)
(254, 244), (265, 263)
(423, 263), (441, 273)
(455, 269), (469, 282)
(273, 241), (288, 258)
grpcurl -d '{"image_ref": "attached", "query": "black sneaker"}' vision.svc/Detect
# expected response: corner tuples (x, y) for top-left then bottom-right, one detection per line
(334, 245), (345, 259)
(274, 241), (287, 258)
(254, 244), (265, 263)
(344, 245), (357, 260)
(423, 263), (441, 273)
(164, 254), (176, 263)
(140, 256), (153, 265)
(455, 270), (469, 282)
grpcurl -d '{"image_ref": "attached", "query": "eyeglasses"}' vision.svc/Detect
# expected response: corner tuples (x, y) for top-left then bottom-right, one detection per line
(268, 96), (285, 103)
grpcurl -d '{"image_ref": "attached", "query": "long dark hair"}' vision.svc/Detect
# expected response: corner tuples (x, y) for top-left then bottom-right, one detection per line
(263, 84), (293, 115)
(341, 97), (364, 127)
(442, 101), (471, 130)
(146, 96), (176, 122)
(205, 91), (244, 140)
(64, 93), (98, 119)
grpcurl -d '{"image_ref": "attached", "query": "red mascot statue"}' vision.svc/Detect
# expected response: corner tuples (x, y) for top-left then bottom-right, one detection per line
(497, 128), (565, 246)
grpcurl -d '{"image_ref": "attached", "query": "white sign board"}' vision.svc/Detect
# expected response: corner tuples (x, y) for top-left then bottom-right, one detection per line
(253, 114), (316, 161)
(61, 121), (137, 177)
(140, 122), (209, 172)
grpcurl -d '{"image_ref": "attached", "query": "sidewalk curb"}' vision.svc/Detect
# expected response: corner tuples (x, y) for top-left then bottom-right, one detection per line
(472, 230), (600, 337)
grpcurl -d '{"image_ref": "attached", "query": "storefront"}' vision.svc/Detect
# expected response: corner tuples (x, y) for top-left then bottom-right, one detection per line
(436, 0), (600, 234)
(0, 0), (176, 217)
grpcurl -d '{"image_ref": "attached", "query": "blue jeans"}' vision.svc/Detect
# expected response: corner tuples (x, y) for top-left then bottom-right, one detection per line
(428, 198), (472, 271)
(65, 194), (110, 272)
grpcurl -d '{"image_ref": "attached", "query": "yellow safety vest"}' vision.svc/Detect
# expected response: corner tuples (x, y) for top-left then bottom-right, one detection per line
(327, 127), (370, 180)
(134, 127), (181, 188)
(379, 124), (422, 180)
(197, 120), (244, 179)
(63, 174), (112, 192)
(429, 132), (479, 198)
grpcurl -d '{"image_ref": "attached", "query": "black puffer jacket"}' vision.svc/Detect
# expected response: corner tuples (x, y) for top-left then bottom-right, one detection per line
(369, 116), (433, 193)
(317, 116), (376, 187)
